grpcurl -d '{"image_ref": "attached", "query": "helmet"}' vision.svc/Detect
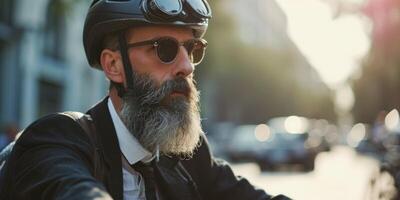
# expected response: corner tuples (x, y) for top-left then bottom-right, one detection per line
(83, 0), (212, 69)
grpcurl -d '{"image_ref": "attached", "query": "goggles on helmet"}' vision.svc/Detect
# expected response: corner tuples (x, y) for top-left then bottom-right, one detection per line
(142, 0), (212, 22)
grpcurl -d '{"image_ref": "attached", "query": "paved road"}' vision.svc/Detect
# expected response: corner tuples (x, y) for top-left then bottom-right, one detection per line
(231, 146), (380, 200)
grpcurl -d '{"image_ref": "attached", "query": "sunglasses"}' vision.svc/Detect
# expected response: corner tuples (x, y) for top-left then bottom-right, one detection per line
(127, 36), (208, 65)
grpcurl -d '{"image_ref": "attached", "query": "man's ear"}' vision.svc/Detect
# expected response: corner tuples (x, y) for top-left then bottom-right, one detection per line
(100, 49), (125, 84)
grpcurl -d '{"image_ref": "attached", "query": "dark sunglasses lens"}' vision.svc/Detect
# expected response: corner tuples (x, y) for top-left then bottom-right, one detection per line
(157, 38), (179, 63)
(186, 0), (211, 17)
(152, 0), (182, 15)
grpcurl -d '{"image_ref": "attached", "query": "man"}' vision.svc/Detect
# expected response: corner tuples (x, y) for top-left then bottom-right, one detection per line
(0, 0), (291, 199)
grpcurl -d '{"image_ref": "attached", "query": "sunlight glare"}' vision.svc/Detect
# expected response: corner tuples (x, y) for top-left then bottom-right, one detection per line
(275, 0), (370, 88)
(284, 116), (309, 134)
(385, 109), (400, 132)
(254, 124), (272, 142)
(347, 123), (366, 147)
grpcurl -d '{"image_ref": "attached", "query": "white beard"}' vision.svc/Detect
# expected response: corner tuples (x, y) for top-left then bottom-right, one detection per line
(119, 75), (203, 158)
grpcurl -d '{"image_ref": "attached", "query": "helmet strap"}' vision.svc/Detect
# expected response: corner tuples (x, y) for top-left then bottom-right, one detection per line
(111, 81), (126, 98)
(117, 32), (135, 98)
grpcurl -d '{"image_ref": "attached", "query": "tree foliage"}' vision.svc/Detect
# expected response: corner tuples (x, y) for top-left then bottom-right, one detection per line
(352, 49), (400, 123)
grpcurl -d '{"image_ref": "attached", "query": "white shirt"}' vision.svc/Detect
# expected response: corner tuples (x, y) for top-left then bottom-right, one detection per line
(107, 99), (154, 200)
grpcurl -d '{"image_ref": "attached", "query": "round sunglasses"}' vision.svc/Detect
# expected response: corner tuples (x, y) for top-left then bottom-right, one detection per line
(127, 36), (208, 65)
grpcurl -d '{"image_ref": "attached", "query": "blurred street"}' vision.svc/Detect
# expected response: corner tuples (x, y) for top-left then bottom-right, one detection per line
(231, 146), (379, 200)
(1, 0), (400, 199)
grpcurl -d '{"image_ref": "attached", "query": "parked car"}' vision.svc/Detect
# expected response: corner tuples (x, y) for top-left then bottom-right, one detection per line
(206, 122), (236, 159)
(226, 124), (266, 163)
(365, 111), (400, 200)
(227, 117), (317, 171)
(307, 119), (337, 152)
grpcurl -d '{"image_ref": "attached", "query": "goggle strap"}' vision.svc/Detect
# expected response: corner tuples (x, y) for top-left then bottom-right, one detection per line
(118, 32), (135, 96)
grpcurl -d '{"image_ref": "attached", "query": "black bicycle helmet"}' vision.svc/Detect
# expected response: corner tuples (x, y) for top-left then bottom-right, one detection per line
(83, 0), (211, 69)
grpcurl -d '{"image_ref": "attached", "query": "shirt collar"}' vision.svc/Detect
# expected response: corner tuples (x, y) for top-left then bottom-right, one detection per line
(107, 98), (153, 164)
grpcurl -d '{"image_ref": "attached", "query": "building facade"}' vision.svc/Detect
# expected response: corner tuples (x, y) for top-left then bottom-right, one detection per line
(0, 0), (107, 128)
(225, 0), (327, 92)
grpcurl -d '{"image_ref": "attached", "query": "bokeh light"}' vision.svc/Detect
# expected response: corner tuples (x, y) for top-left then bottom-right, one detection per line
(254, 124), (271, 142)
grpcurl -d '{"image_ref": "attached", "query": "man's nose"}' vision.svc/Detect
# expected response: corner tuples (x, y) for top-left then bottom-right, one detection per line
(172, 46), (194, 78)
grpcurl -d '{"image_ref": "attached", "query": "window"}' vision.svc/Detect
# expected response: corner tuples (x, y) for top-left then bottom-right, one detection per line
(0, 0), (11, 122)
(0, 0), (14, 24)
(43, 0), (67, 61)
(0, 0), (14, 42)
(38, 79), (63, 117)
(0, 46), (4, 120)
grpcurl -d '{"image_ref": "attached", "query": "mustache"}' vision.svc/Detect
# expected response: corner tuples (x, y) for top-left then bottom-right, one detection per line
(125, 76), (193, 107)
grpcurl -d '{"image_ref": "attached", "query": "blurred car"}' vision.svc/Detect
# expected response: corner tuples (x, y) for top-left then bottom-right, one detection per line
(307, 119), (337, 152)
(366, 110), (400, 200)
(206, 122), (236, 159)
(382, 120), (400, 166)
(226, 116), (318, 171)
(353, 123), (386, 160)
(226, 124), (266, 163)
(265, 116), (317, 171)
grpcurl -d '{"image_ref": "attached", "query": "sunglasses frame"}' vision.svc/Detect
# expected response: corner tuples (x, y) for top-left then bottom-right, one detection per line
(126, 36), (208, 65)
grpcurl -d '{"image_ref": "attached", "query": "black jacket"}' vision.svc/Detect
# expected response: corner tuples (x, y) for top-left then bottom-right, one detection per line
(0, 97), (291, 200)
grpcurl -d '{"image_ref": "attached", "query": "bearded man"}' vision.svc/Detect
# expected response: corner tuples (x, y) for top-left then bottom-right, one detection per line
(0, 0), (291, 200)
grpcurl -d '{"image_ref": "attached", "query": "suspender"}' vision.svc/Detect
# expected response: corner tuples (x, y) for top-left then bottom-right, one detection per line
(61, 111), (104, 182)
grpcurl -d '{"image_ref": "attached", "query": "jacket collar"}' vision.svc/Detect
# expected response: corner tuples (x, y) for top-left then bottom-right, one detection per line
(155, 156), (202, 200)
(87, 96), (200, 200)
(88, 97), (123, 200)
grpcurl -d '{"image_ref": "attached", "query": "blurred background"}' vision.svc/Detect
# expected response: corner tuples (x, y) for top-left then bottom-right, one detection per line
(1, 0), (400, 199)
